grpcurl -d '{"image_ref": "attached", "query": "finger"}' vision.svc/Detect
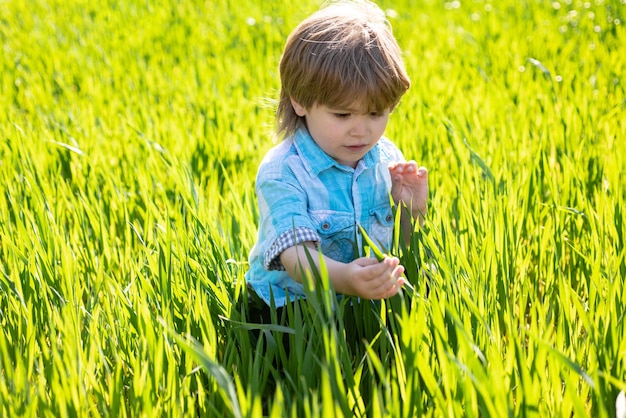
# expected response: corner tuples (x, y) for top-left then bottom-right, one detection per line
(371, 277), (397, 299)
(373, 262), (404, 298)
(383, 276), (404, 298)
(369, 258), (397, 278)
(405, 160), (418, 173)
(390, 174), (403, 198)
(393, 264), (405, 279)
(384, 256), (400, 268)
(388, 161), (408, 174)
(354, 261), (391, 289)
(385, 264), (406, 297)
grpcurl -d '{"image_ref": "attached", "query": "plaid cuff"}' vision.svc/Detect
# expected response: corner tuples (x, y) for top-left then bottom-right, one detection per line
(264, 227), (321, 271)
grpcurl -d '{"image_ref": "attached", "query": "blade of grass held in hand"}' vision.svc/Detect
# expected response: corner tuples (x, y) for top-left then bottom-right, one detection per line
(358, 224), (386, 261)
(359, 223), (418, 297)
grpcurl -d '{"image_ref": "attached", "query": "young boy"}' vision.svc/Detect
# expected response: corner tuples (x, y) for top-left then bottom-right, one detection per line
(245, 0), (428, 314)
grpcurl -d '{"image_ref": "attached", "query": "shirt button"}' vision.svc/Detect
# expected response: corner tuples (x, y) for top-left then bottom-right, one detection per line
(321, 222), (331, 231)
(386, 215), (393, 222)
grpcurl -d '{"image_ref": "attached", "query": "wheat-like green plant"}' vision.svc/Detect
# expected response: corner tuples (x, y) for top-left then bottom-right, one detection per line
(0, 0), (624, 416)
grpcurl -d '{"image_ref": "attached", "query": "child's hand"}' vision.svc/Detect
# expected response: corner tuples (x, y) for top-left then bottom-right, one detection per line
(389, 160), (428, 220)
(281, 244), (404, 299)
(344, 256), (405, 299)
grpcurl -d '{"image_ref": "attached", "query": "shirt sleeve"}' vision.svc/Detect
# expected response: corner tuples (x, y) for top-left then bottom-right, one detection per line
(264, 227), (320, 271)
(255, 163), (321, 271)
(378, 137), (405, 163)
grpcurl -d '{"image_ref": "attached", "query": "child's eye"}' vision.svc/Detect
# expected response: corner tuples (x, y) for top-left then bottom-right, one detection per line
(334, 113), (350, 119)
(370, 111), (384, 118)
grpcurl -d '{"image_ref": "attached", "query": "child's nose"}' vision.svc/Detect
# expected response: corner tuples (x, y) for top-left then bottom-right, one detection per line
(350, 118), (368, 137)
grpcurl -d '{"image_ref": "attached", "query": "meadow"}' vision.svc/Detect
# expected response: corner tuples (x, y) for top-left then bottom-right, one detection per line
(0, 0), (625, 416)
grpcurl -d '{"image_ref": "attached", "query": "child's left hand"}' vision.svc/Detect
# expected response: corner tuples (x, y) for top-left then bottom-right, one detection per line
(389, 160), (428, 219)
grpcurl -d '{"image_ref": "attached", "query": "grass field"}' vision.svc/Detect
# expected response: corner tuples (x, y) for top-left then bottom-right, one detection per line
(1, 0), (625, 416)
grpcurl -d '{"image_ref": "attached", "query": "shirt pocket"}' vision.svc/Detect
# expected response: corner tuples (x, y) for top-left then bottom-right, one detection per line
(309, 210), (356, 263)
(367, 206), (394, 252)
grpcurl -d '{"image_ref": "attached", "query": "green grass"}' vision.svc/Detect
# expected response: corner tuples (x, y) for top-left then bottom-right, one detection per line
(1, 0), (625, 416)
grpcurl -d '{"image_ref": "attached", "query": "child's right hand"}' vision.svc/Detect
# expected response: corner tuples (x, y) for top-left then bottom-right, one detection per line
(281, 244), (405, 300)
(343, 256), (406, 299)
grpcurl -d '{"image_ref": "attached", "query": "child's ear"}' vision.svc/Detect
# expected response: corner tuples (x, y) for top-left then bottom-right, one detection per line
(290, 98), (307, 117)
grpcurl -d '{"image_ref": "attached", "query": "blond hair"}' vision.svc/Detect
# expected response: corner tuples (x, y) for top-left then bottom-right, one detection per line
(276, 0), (410, 139)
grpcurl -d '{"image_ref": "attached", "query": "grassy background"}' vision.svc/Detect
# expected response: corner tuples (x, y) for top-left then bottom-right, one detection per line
(0, 0), (625, 416)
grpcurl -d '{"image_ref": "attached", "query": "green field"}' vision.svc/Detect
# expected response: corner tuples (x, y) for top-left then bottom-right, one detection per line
(1, 0), (625, 416)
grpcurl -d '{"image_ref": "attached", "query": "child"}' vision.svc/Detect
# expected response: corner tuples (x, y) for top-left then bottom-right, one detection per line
(245, 0), (428, 317)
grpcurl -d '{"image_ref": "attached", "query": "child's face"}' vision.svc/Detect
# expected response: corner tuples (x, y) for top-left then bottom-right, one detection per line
(291, 99), (390, 168)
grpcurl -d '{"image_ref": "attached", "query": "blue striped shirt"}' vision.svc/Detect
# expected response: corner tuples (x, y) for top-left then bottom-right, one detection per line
(245, 128), (404, 306)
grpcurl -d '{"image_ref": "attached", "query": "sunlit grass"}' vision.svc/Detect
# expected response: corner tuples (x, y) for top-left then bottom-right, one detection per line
(0, 0), (624, 416)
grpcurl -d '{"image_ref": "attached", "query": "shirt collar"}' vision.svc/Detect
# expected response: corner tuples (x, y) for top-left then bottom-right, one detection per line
(293, 128), (380, 176)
